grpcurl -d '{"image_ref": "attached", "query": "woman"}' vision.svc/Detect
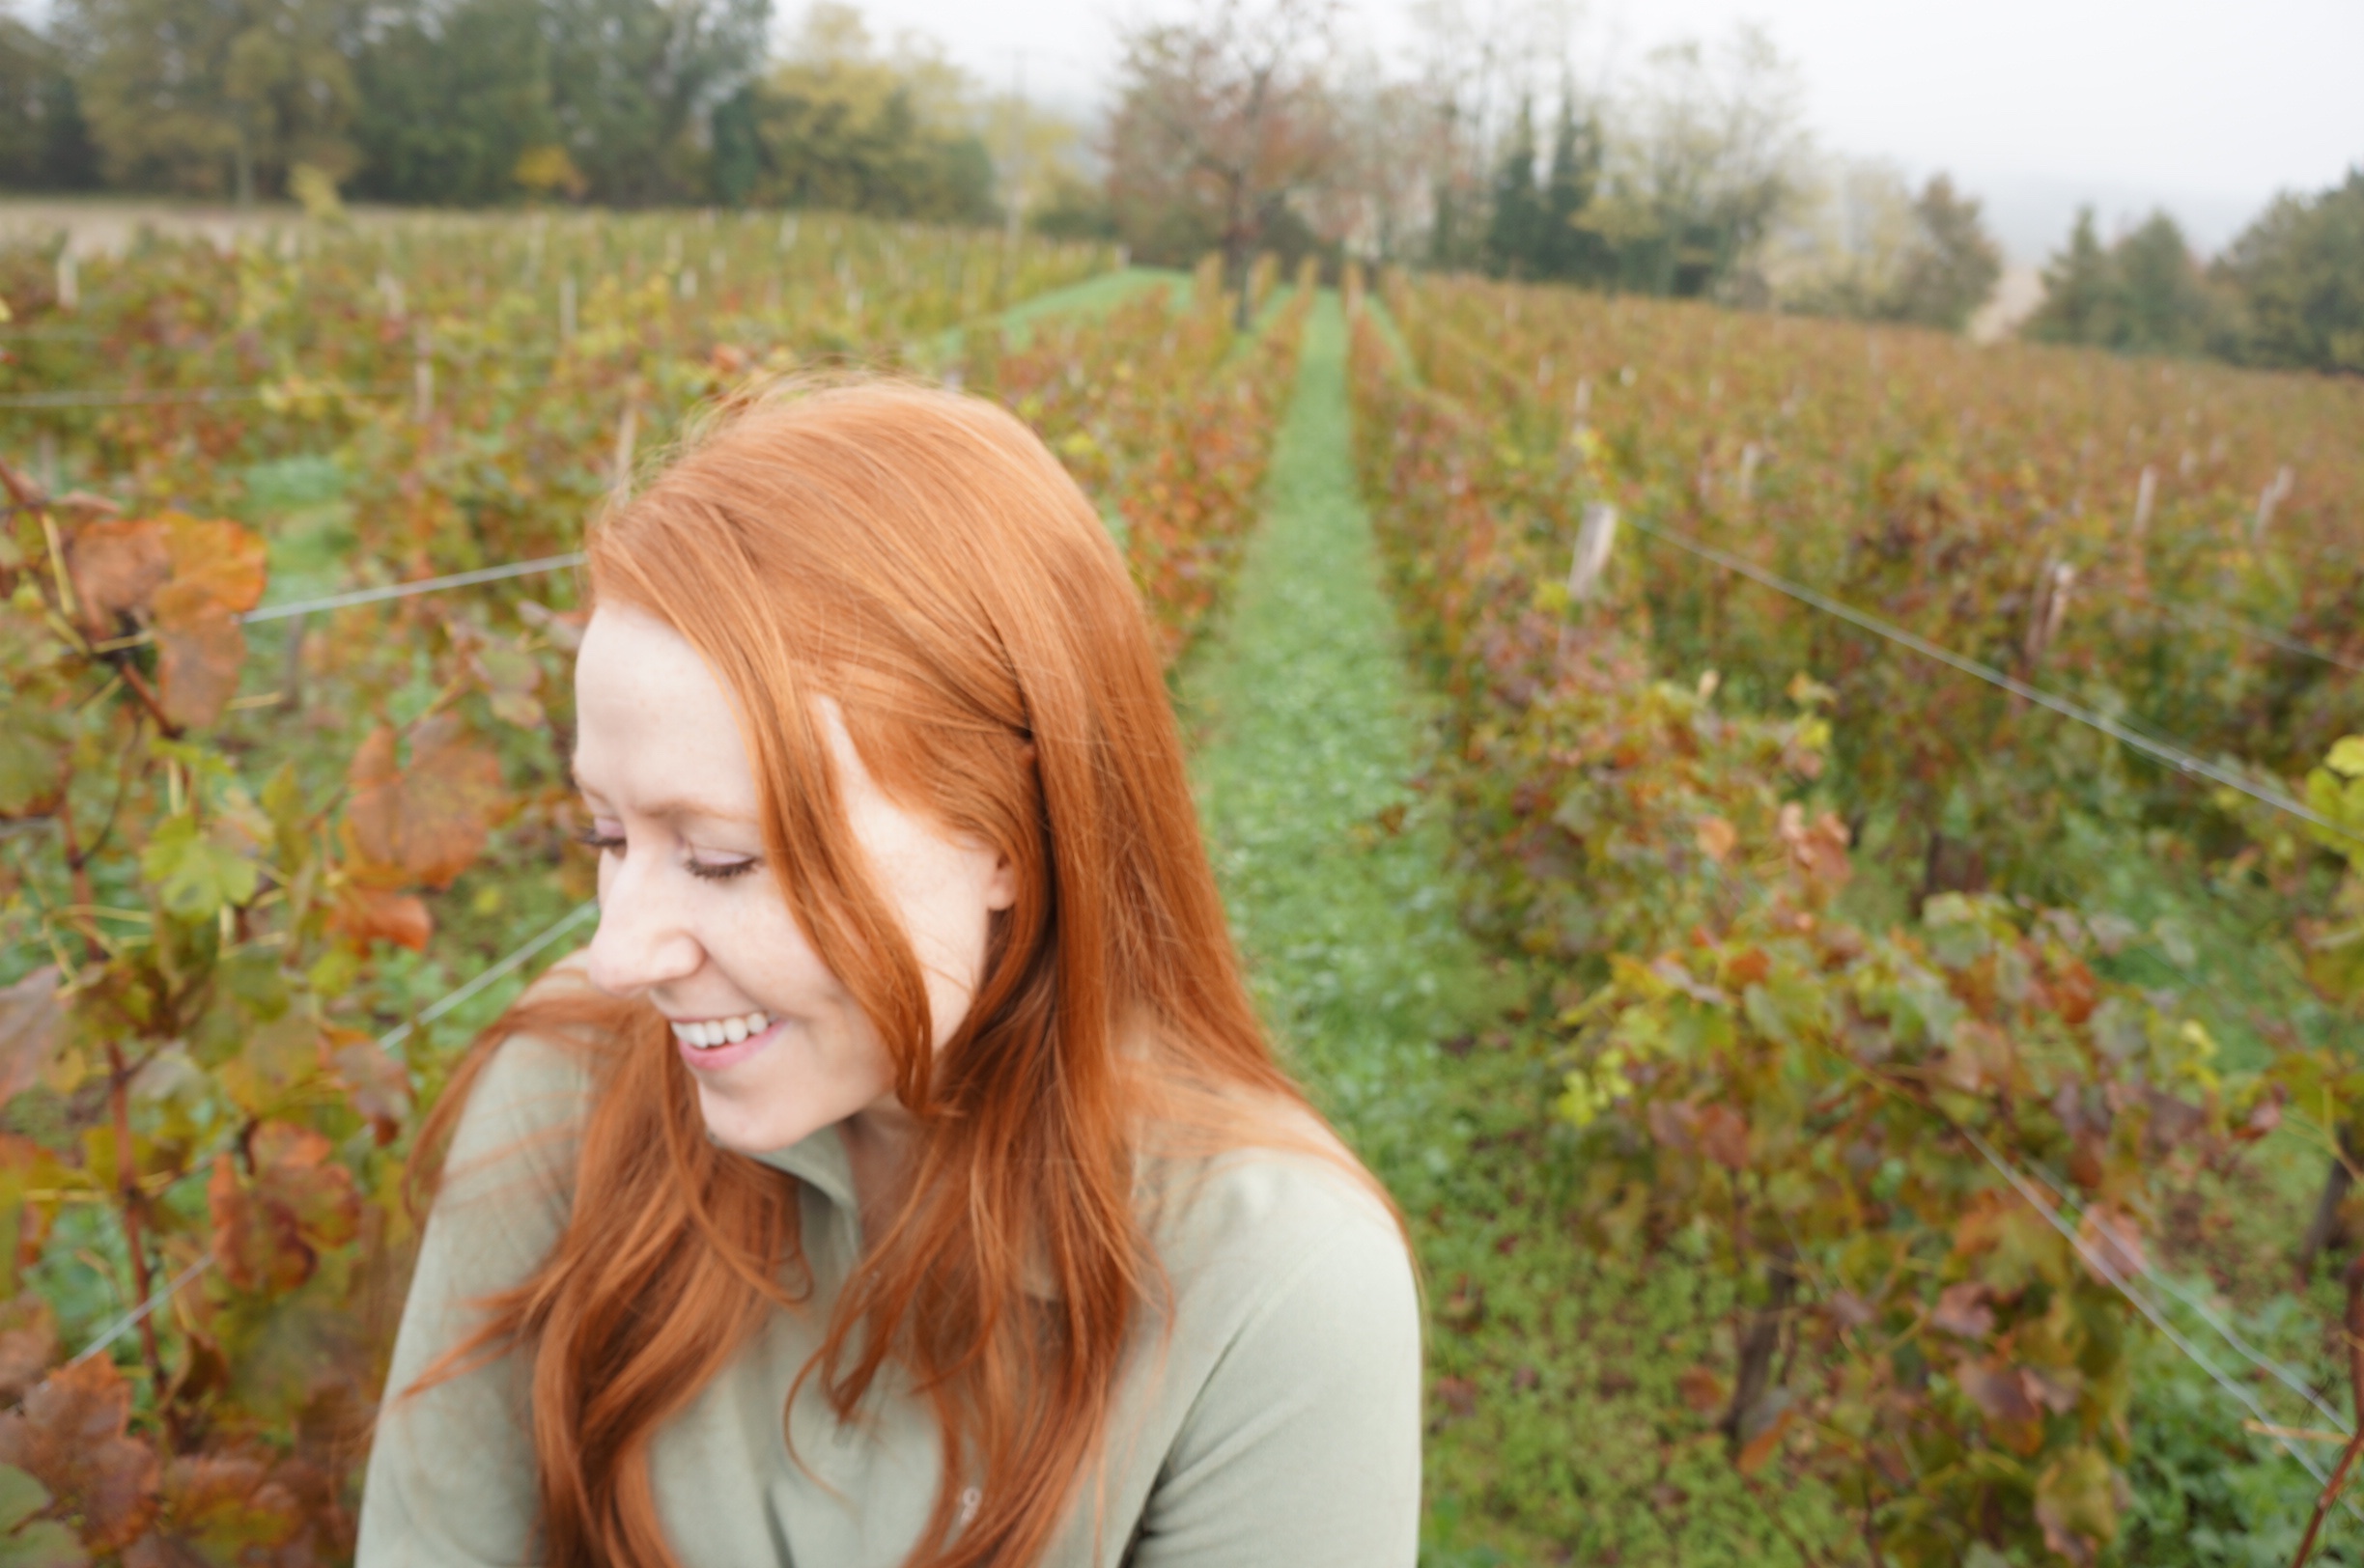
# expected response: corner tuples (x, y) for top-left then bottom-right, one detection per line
(356, 378), (1422, 1568)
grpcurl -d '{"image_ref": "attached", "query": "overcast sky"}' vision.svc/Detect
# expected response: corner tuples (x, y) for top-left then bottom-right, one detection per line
(844, 0), (2363, 265)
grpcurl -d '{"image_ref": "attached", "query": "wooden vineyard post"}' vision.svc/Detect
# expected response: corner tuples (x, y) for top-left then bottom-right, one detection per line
(2133, 464), (2156, 542)
(54, 247), (76, 312)
(559, 274), (577, 345)
(610, 402), (639, 505)
(2254, 465), (2294, 543)
(411, 323), (434, 424)
(1568, 501), (1620, 602)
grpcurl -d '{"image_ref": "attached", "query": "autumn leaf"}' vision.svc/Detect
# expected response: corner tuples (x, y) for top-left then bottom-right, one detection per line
(1695, 1104), (1750, 1171)
(1694, 815), (1736, 863)
(2075, 1204), (2148, 1286)
(157, 518), (266, 617)
(0, 1358), (160, 1552)
(208, 1123), (360, 1295)
(63, 520), (167, 636)
(150, 586), (245, 731)
(1929, 1281), (1995, 1341)
(0, 971), (62, 1110)
(327, 1036), (412, 1145)
(122, 1454), (300, 1568)
(343, 716), (507, 888)
(1676, 1365), (1727, 1414)
(1732, 1394), (1793, 1475)
(0, 1297), (56, 1408)
(327, 886), (432, 953)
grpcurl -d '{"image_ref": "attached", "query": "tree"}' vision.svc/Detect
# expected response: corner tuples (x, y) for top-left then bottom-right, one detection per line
(2216, 169), (2364, 376)
(1483, 94), (1539, 277)
(2027, 207), (2113, 346)
(1107, 0), (1339, 325)
(1884, 175), (2002, 330)
(736, 6), (996, 222)
(1590, 27), (1808, 300)
(542, 0), (767, 205)
(350, 0), (558, 205)
(2027, 207), (2226, 356)
(1535, 79), (1603, 282)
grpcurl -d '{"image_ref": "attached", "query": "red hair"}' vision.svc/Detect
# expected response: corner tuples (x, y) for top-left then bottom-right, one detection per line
(394, 378), (1381, 1567)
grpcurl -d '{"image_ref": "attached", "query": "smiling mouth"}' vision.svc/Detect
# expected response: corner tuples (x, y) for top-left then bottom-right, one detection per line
(670, 1011), (772, 1050)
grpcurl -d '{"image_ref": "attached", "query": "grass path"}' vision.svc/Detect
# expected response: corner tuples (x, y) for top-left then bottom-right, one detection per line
(1178, 292), (1504, 1188)
(1180, 294), (1843, 1566)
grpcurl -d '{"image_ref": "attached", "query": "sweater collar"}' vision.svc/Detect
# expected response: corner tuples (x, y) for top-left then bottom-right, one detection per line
(748, 1123), (859, 1218)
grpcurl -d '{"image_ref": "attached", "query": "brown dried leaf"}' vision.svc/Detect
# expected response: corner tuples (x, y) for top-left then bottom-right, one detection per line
(0, 1358), (161, 1551)
(1956, 1358), (2040, 1426)
(0, 968), (63, 1108)
(1675, 1364), (1727, 1414)
(1778, 802), (1853, 891)
(1930, 1282), (1996, 1340)
(0, 1295), (56, 1406)
(1734, 1400), (1793, 1475)
(63, 520), (167, 633)
(343, 716), (506, 888)
(1696, 1103), (1750, 1172)
(150, 585), (245, 730)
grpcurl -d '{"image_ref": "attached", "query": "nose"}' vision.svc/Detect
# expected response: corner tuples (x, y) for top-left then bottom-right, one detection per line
(582, 851), (703, 999)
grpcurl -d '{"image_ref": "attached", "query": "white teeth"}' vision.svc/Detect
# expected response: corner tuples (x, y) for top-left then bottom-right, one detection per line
(674, 1013), (771, 1050)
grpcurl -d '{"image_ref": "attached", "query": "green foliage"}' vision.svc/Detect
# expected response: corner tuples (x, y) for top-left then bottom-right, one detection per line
(349, 0), (560, 207)
(2029, 207), (2237, 358)
(2217, 170), (2364, 377)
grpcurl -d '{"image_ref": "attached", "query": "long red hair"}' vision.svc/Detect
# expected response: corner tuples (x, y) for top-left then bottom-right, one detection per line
(393, 378), (1374, 1567)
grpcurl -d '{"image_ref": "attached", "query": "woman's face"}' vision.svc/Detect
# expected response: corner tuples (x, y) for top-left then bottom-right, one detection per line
(571, 604), (1016, 1154)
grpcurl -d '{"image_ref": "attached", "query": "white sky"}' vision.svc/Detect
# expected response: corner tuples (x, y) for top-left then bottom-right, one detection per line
(844, 0), (2364, 264)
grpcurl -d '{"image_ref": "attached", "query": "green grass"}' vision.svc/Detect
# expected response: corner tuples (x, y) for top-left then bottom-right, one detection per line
(1180, 294), (1852, 1565)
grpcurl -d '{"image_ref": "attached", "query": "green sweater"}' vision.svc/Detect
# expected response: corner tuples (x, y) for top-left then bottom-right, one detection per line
(354, 1027), (1423, 1566)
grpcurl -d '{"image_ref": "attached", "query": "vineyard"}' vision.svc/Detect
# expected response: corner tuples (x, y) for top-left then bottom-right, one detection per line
(0, 205), (2358, 1568)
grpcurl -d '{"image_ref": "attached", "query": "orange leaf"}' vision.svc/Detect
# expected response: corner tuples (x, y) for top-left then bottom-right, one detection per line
(158, 516), (267, 616)
(1734, 1401), (1793, 1475)
(328, 886), (432, 952)
(0, 1357), (161, 1551)
(0, 1293), (56, 1405)
(328, 1037), (413, 1145)
(1694, 814), (1737, 863)
(343, 715), (507, 888)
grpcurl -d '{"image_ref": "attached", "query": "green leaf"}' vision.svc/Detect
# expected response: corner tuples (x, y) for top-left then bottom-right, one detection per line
(140, 813), (261, 921)
(0, 1466), (48, 1535)
(2326, 735), (2364, 779)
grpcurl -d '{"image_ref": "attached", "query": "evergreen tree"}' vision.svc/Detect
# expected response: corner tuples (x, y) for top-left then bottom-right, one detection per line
(1884, 175), (2002, 330)
(1484, 95), (1540, 278)
(2027, 207), (2115, 346)
(1536, 80), (1602, 282)
(2111, 211), (2214, 354)
(2216, 169), (2364, 375)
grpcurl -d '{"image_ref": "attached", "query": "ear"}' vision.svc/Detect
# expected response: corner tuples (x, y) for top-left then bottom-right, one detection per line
(983, 850), (1019, 913)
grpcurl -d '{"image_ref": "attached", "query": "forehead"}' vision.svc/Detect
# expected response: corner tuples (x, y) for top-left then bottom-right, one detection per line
(572, 605), (757, 815)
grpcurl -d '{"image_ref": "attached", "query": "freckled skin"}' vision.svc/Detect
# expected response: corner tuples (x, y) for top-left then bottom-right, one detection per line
(571, 605), (1015, 1218)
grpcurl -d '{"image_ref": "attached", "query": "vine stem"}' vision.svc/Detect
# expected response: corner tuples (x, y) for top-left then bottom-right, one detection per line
(2289, 1256), (2364, 1567)
(103, 1041), (179, 1450)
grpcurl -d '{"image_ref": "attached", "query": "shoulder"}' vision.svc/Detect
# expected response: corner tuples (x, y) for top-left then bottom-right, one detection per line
(1145, 1126), (1419, 1370)
(432, 964), (606, 1213)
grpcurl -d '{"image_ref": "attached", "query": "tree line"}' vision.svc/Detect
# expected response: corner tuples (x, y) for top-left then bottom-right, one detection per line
(0, 0), (1000, 221)
(2027, 174), (2364, 377)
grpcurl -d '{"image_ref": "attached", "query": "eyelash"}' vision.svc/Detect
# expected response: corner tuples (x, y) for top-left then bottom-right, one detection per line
(574, 826), (759, 882)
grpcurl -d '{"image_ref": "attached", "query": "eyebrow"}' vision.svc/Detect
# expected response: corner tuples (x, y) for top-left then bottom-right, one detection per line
(569, 760), (758, 825)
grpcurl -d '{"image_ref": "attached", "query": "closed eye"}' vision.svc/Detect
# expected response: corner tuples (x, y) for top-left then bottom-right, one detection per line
(687, 857), (761, 882)
(575, 826), (625, 854)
